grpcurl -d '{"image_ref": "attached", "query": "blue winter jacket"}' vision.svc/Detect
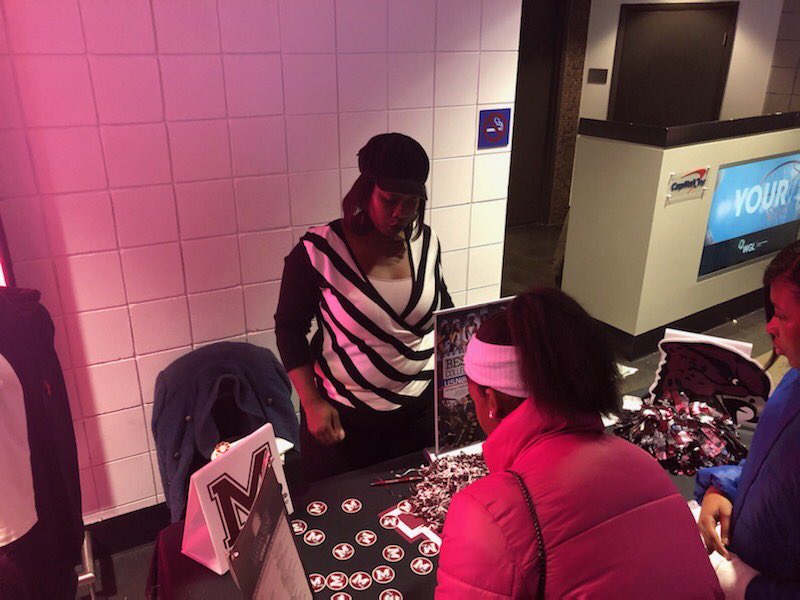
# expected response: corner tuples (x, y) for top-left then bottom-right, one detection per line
(152, 342), (299, 522)
(695, 368), (800, 598)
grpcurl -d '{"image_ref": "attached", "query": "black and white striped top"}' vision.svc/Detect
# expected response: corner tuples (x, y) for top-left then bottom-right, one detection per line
(275, 220), (452, 412)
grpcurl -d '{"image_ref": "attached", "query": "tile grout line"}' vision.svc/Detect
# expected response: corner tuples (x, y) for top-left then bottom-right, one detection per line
(142, 0), (197, 501)
(215, 0), (249, 342)
(147, 0), (197, 393)
(78, 0), (157, 504)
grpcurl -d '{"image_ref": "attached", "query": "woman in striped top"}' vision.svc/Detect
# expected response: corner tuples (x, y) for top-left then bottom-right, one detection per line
(275, 134), (453, 481)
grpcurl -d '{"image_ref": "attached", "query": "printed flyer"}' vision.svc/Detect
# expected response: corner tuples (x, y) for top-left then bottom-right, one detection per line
(434, 298), (512, 455)
(228, 462), (312, 600)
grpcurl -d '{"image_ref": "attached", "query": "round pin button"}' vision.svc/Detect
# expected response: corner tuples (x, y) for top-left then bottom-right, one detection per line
(303, 529), (325, 546)
(410, 556), (434, 576)
(306, 501), (328, 516)
(382, 545), (404, 563)
(332, 543), (355, 561)
(372, 565), (396, 585)
(349, 571), (372, 591)
(326, 572), (348, 591)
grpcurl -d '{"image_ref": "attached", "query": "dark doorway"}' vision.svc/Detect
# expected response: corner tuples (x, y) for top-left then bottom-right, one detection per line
(506, 0), (566, 227)
(609, 2), (738, 127)
(502, 0), (590, 297)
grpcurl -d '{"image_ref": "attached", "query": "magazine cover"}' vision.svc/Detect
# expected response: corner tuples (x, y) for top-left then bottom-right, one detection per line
(434, 298), (512, 455)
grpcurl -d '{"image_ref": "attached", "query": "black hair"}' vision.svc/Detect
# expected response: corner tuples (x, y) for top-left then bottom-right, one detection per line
(342, 175), (426, 240)
(476, 287), (621, 417)
(762, 239), (800, 369)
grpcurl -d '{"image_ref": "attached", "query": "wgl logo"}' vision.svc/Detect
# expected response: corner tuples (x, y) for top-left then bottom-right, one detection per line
(207, 444), (269, 549)
(737, 238), (767, 256)
(738, 239), (755, 254)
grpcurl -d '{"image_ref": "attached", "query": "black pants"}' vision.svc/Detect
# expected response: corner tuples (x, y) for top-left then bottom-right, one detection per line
(0, 522), (78, 600)
(299, 386), (434, 482)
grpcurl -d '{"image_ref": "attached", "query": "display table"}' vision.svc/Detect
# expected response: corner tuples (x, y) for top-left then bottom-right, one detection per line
(146, 452), (437, 599)
(146, 441), (701, 599)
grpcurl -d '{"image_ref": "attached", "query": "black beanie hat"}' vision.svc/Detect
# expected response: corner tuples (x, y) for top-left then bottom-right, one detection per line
(357, 133), (429, 197)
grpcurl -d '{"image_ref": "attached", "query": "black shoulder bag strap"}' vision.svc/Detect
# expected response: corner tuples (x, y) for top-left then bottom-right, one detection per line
(507, 470), (547, 598)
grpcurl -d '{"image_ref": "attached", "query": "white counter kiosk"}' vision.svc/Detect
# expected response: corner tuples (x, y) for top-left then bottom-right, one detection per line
(563, 112), (800, 357)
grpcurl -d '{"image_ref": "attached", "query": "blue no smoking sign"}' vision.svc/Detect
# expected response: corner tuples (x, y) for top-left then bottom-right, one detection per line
(477, 108), (511, 149)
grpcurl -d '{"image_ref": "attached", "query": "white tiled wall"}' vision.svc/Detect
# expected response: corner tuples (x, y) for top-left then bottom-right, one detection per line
(0, 0), (520, 521)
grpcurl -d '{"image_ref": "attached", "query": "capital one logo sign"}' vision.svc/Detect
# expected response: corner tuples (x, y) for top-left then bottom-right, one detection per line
(207, 444), (270, 549)
(671, 168), (708, 193)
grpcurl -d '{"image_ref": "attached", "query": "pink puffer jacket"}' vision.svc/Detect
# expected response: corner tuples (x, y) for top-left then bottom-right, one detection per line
(435, 399), (723, 599)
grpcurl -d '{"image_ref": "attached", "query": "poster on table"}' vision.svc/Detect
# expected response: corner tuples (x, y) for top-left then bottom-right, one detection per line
(649, 329), (771, 428)
(182, 422), (294, 575)
(614, 329), (773, 475)
(229, 462), (312, 600)
(433, 297), (513, 456)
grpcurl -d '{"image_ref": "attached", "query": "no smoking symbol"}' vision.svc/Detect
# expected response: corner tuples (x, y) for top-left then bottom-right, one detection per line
(478, 108), (511, 149)
(482, 112), (505, 141)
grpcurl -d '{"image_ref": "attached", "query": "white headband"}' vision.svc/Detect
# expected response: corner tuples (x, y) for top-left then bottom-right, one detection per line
(463, 336), (529, 398)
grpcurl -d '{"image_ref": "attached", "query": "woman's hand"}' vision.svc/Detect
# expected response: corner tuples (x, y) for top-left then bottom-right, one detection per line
(305, 398), (345, 445)
(698, 485), (733, 558)
(287, 365), (346, 445)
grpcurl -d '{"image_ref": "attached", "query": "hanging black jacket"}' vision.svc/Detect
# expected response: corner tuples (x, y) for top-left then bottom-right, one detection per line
(0, 288), (82, 599)
(152, 342), (299, 522)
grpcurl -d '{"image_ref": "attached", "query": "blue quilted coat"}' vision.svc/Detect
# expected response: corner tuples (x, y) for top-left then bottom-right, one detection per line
(696, 368), (800, 598)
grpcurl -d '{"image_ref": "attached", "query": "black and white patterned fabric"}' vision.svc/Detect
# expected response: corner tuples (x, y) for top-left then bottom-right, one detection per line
(302, 222), (447, 411)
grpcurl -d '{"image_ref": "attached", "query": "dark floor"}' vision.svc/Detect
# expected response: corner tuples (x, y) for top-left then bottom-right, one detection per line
(81, 223), (778, 599)
(501, 223), (562, 295)
(77, 543), (154, 600)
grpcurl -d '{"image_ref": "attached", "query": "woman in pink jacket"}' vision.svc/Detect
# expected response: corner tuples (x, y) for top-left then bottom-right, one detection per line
(435, 288), (722, 599)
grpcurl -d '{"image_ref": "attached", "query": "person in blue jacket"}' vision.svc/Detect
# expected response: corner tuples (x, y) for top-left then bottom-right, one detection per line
(695, 240), (800, 598)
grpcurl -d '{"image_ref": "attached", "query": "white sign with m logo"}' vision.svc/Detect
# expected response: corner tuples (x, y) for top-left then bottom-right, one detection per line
(181, 423), (293, 574)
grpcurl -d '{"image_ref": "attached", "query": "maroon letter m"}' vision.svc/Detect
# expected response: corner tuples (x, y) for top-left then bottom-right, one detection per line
(207, 444), (270, 549)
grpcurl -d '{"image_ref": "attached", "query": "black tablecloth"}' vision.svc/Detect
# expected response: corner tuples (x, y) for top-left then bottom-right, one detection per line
(146, 423), (705, 599)
(147, 452), (437, 599)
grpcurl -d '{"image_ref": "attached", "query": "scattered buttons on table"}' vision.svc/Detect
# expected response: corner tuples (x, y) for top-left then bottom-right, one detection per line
(308, 573), (325, 593)
(341, 498), (363, 513)
(379, 514), (399, 529)
(307, 501), (328, 516)
(418, 540), (440, 557)
(332, 543), (355, 561)
(290, 519), (307, 535)
(372, 565), (396, 585)
(349, 571), (372, 591)
(410, 557), (433, 576)
(355, 529), (377, 546)
(326, 572), (348, 591)
(303, 529), (325, 546)
(382, 545), (404, 562)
